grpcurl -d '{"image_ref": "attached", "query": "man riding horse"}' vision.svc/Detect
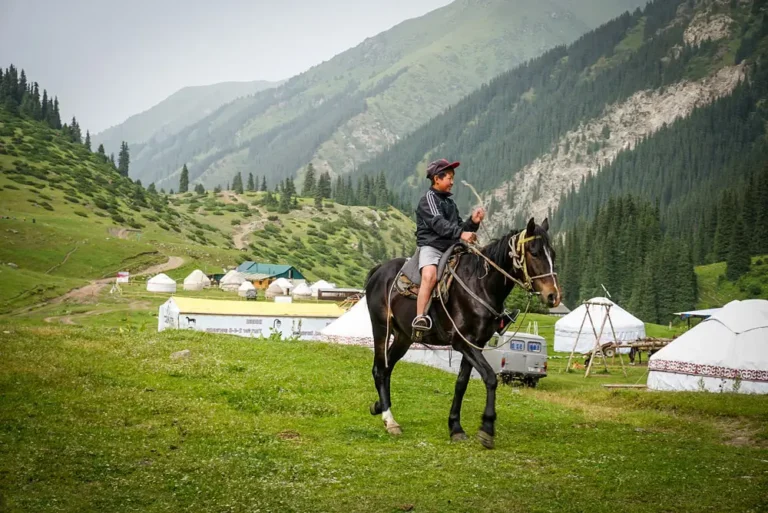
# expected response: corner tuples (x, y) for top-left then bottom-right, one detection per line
(412, 159), (485, 339)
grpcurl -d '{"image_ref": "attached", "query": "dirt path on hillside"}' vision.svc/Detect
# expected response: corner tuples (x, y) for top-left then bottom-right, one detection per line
(12, 256), (186, 317)
(45, 245), (79, 274)
(133, 256), (185, 277)
(233, 221), (262, 250)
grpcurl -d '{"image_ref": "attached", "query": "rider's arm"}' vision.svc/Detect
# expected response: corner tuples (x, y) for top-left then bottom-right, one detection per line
(461, 215), (479, 233)
(418, 193), (462, 240)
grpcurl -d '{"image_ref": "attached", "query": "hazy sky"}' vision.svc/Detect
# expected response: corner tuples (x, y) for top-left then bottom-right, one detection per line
(0, 0), (452, 134)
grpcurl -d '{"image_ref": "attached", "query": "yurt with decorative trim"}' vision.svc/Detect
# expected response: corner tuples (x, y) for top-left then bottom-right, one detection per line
(648, 300), (768, 394)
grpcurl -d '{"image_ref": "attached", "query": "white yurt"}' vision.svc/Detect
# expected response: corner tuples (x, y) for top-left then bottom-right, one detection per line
(554, 297), (645, 353)
(320, 296), (373, 346)
(648, 299), (768, 394)
(219, 270), (247, 292)
(237, 280), (256, 297)
(146, 273), (177, 293)
(182, 269), (211, 291)
(265, 277), (294, 299)
(310, 280), (335, 298)
(292, 282), (312, 298)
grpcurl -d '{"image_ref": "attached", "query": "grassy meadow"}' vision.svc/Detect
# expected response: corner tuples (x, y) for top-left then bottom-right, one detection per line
(1, 325), (766, 513)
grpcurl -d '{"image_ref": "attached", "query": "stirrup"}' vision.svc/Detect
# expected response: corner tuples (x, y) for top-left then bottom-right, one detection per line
(411, 315), (432, 342)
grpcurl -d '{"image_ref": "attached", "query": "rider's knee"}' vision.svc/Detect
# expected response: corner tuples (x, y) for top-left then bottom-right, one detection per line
(421, 265), (437, 285)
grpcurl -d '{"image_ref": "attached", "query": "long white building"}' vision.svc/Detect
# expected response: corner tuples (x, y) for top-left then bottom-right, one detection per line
(158, 297), (344, 340)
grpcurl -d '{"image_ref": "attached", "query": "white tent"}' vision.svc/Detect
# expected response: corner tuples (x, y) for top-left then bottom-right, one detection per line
(237, 280), (256, 297)
(147, 273), (177, 293)
(183, 269), (211, 291)
(554, 297), (645, 353)
(292, 282), (312, 298)
(219, 270), (247, 291)
(310, 280), (335, 298)
(265, 277), (294, 298)
(648, 300), (768, 394)
(320, 296), (373, 346)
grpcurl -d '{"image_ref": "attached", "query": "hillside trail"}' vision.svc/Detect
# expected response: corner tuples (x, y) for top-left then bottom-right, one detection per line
(14, 256), (185, 316)
(233, 221), (262, 250)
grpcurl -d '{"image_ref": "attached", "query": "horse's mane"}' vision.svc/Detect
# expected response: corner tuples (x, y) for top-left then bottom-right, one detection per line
(472, 226), (553, 275)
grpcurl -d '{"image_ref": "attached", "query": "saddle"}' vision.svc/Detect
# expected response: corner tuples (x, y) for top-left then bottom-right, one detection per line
(395, 243), (465, 300)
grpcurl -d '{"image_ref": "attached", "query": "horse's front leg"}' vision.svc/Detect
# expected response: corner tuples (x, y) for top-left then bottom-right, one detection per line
(448, 357), (473, 441)
(458, 347), (498, 449)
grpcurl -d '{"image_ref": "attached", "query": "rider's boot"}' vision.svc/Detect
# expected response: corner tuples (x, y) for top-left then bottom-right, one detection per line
(411, 315), (432, 342)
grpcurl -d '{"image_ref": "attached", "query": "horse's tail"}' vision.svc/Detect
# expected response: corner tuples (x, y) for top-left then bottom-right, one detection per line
(364, 263), (382, 289)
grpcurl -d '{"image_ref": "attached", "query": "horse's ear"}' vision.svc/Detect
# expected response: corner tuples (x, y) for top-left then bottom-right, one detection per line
(526, 217), (536, 237)
(542, 218), (549, 232)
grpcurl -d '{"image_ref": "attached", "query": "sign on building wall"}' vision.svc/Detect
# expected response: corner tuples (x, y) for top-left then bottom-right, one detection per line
(172, 314), (335, 340)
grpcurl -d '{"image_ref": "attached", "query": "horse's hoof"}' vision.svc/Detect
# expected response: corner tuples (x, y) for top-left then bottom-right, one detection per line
(386, 424), (402, 436)
(477, 431), (495, 449)
(451, 432), (469, 442)
(370, 402), (381, 416)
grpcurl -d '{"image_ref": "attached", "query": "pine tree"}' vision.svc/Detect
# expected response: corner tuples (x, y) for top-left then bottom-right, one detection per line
(726, 216), (751, 281)
(84, 130), (91, 151)
(232, 172), (244, 194)
(314, 186), (323, 209)
(117, 141), (130, 177)
(109, 153), (116, 168)
(179, 164), (189, 193)
(147, 183), (157, 194)
(97, 143), (106, 157)
(247, 172), (255, 192)
(302, 163), (316, 196)
(194, 183), (205, 195)
(260, 176), (267, 192)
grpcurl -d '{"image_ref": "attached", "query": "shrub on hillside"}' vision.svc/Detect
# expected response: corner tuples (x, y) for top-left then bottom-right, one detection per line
(267, 215), (279, 221)
(74, 211), (88, 218)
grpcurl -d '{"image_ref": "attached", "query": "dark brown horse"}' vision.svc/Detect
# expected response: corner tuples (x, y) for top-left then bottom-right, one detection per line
(364, 218), (560, 449)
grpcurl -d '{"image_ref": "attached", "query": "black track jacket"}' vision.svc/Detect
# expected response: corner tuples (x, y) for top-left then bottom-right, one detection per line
(415, 187), (478, 251)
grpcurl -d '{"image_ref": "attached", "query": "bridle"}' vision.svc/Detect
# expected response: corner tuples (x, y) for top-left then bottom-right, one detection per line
(506, 230), (559, 294)
(438, 229), (560, 352)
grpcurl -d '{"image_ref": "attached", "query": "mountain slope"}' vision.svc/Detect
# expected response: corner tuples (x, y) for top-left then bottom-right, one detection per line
(128, 0), (648, 190)
(0, 105), (414, 312)
(93, 79), (281, 156)
(358, 0), (763, 222)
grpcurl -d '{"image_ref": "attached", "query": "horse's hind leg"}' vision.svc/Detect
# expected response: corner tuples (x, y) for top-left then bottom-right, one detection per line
(371, 329), (410, 435)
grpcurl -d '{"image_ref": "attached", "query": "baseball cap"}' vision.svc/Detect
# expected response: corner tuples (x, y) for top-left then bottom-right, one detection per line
(426, 159), (460, 179)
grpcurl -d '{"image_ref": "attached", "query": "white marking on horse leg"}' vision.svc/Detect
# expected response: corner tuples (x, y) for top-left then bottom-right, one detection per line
(382, 409), (400, 430)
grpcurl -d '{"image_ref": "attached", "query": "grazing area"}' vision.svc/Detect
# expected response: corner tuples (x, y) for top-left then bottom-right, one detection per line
(1, 326), (766, 512)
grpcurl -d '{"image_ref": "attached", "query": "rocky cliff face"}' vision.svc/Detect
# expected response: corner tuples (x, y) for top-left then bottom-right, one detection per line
(485, 63), (745, 232)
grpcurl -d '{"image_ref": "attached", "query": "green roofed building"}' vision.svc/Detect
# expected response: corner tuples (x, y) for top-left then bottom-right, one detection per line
(236, 262), (305, 288)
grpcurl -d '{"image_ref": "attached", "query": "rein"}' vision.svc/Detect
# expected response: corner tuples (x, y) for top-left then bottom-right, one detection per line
(440, 230), (556, 352)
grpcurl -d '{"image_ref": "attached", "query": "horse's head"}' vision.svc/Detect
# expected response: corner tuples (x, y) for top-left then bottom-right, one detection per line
(514, 217), (561, 308)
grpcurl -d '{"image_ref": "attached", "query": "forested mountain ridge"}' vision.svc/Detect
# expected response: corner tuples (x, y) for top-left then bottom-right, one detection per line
(360, 0), (761, 222)
(127, 0), (648, 190)
(93, 79), (281, 157)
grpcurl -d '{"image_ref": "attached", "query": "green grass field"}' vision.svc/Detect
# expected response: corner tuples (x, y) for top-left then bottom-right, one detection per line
(1, 326), (766, 512)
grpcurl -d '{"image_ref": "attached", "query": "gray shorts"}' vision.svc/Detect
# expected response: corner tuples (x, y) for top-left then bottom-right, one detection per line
(418, 245), (442, 270)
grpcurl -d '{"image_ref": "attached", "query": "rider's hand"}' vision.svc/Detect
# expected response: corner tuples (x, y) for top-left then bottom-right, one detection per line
(460, 232), (477, 244)
(471, 207), (486, 224)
